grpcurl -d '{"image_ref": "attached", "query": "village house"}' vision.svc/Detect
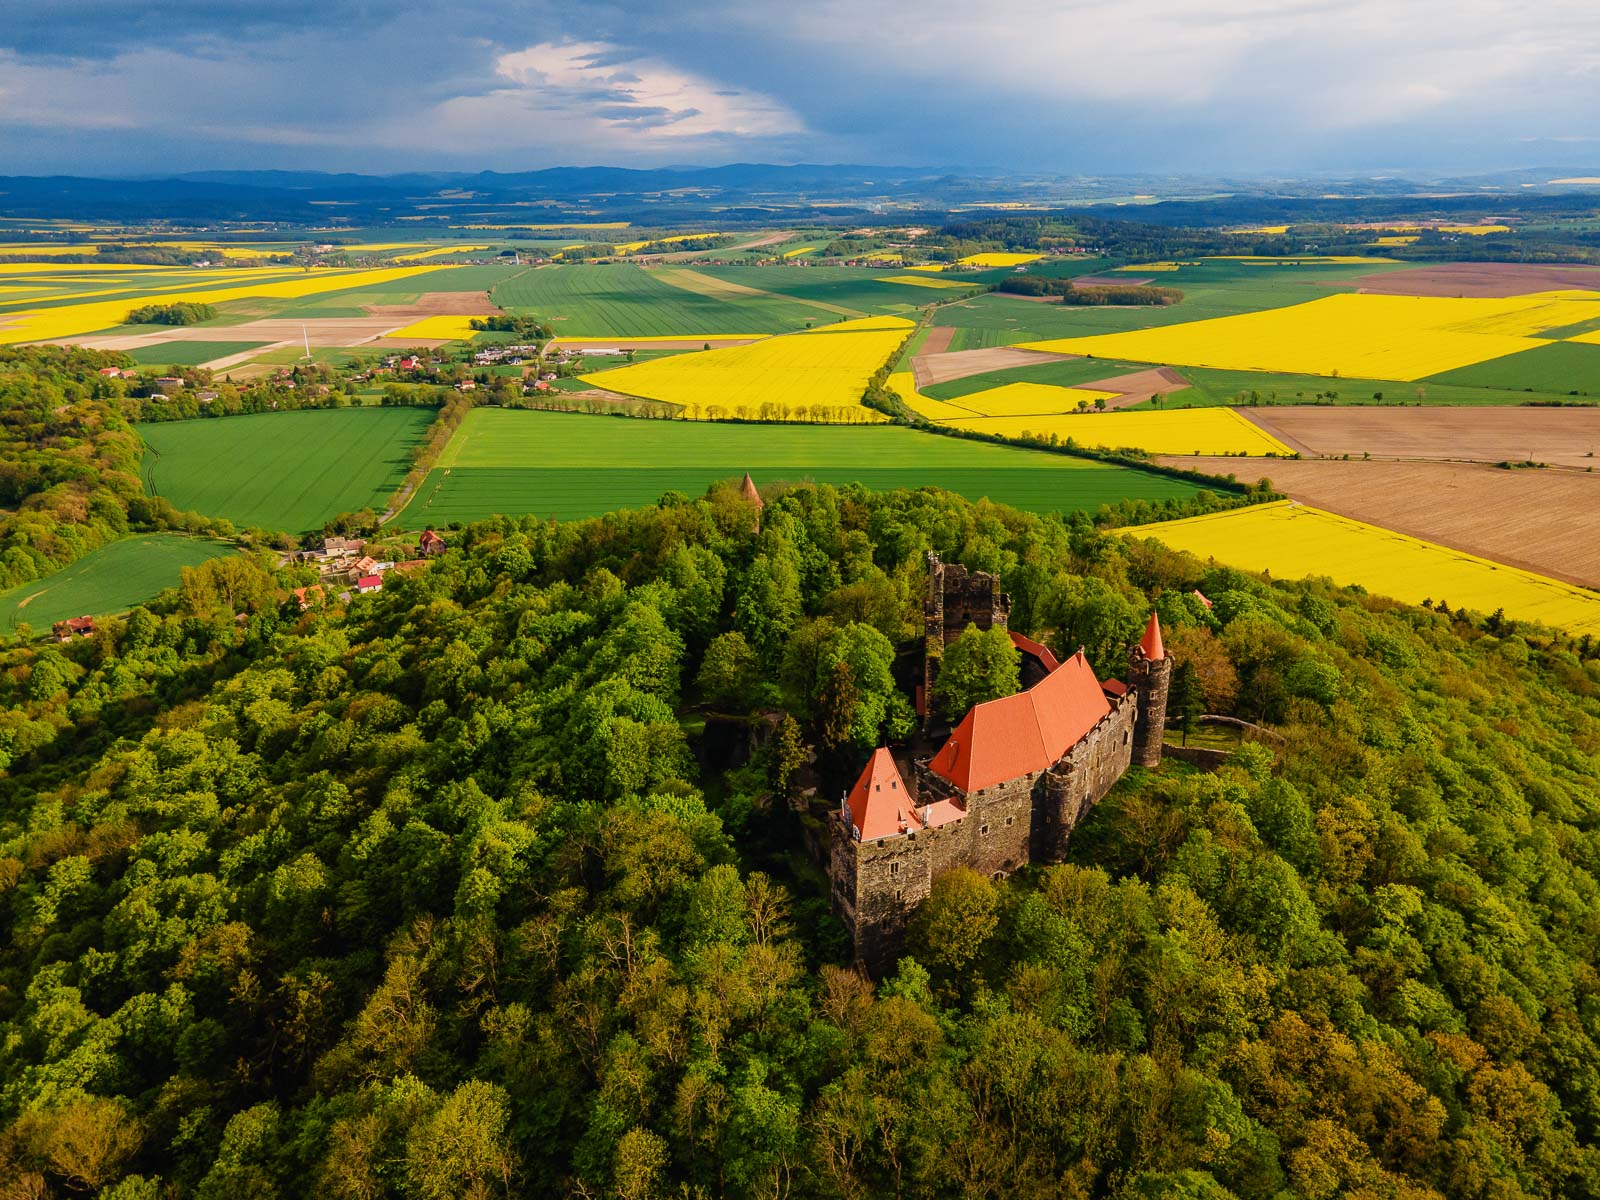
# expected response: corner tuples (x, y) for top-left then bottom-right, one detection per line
(829, 554), (1172, 974)
(355, 575), (383, 595)
(52, 616), (95, 642)
(418, 529), (447, 557)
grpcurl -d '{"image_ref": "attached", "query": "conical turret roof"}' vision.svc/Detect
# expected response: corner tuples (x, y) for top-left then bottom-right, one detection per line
(1138, 612), (1165, 661)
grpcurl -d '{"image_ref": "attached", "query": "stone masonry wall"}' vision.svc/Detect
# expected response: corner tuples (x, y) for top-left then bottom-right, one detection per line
(1035, 692), (1137, 861)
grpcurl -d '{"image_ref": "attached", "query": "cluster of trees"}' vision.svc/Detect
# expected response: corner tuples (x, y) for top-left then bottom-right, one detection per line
(126, 302), (217, 326)
(468, 315), (551, 340)
(997, 275), (1183, 305)
(0, 347), (238, 591)
(2, 478), (1600, 1197)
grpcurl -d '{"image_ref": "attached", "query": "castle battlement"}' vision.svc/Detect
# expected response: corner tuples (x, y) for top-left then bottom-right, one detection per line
(830, 557), (1168, 975)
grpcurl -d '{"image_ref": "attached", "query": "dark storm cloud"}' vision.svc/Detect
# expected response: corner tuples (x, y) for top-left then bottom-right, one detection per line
(2, 1), (1600, 174)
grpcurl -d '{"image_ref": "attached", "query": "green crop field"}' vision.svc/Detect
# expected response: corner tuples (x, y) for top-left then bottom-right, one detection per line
(395, 408), (1210, 526)
(1154, 366), (1597, 409)
(0, 534), (234, 631)
(1422, 341), (1600, 394)
(490, 264), (823, 335)
(693, 266), (976, 316)
(140, 407), (434, 532)
(123, 339), (268, 366)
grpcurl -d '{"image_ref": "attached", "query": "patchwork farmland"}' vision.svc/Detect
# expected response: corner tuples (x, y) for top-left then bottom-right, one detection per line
(396, 408), (1213, 526)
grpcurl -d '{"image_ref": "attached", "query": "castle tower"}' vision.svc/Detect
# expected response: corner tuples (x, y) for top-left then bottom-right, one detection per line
(1127, 612), (1171, 767)
(740, 472), (764, 532)
(922, 551), (1010, 725)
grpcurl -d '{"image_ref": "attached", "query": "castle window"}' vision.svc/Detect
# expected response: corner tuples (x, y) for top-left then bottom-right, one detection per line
(1005, 816), (1014, 827)
(980, 823), (989, 836)
(1123, 730), (1130, 746)
(889, 861), (900, 877)
(895, 887), (903, 899)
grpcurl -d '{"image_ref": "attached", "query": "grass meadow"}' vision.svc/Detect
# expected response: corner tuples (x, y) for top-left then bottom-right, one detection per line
(140, 408), (433, 532)
(396, 408), (1211, 526)
(0, 535), (234, 631)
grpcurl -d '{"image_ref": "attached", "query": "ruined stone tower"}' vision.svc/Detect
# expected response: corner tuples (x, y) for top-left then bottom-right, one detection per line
(1127, 612), (1171, 767)
(922, 551), (1009, 722)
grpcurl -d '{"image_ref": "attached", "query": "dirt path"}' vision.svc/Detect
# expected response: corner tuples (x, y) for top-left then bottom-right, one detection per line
(912, 346), (1076, 388)
(1238, 406), (1600, 469)
(1158, 456), (1600, 588)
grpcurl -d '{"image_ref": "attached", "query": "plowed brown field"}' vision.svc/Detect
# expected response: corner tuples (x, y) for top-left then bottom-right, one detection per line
(1158, 456), (1600, 587)
(1241, 406), (1600, 468)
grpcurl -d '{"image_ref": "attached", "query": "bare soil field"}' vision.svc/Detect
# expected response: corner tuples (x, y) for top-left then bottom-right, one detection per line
(73, 316), (408, 353)
(1240, 406), (1600, 468)
(365, 292), (495, 317)
(1342, 262), (1600, 297)
(1077, 366), (1189, 410)
(912, 346), (1075, 388)
(1156, 456), (1600, 587)
(1073, 275), (1155, 287)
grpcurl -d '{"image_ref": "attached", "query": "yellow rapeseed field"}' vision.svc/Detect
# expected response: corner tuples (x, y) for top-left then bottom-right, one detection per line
(1115, 262), (1184, 272)
(1020, 290), (1600, 382)
(0, 265), (445, 345)
(886, 371), (983, 422)
(1232, 225), (1290, 235)
(958, 252), (1042, 268)
(953, 381), (1119, 417)
(392, 245), (493, 262)
(940, 408), (1291, 456)
(879, 274), (973, 290)
(582, 316), (911, 421)
(551, 335), (763, 345)
(388, 315), (491, 340)
(1125, 501), (1600, 636)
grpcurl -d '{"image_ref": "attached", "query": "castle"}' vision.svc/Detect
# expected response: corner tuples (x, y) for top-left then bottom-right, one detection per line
(829, 553), (1171, 973)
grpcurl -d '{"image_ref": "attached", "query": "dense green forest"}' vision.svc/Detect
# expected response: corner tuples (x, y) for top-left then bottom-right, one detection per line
(3, 477), (1600, 1198)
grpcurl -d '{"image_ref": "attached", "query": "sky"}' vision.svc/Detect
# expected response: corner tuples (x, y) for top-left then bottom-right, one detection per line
(4, 0), (1600, 177)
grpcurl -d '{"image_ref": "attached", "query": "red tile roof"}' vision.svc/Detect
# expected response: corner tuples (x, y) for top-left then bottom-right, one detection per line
(1102, 678), (1127, 697)
(844, 748), (917, 841)
(356, 575), (382, 590)
(1008, 630), (1060, 673)
(740, 472), (764, 509)
(1138, 612), (1165, 661)
(927, 650), (1113, 793)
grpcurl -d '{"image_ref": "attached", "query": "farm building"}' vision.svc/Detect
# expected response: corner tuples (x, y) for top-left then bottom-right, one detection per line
(52, 616), (95, 642)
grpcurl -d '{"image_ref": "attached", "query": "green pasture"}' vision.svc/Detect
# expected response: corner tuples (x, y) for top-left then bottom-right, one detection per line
(123, 340), (268, 366)
(490, 264), (822, 336)
(693, 266), (973, 316)
(140, 407), (434, 532)
(397, 408), (1209, 526)
(1153, 365), (1598, 409)
(0, 535), (234, 631)
(1422, 341), (1600, 394)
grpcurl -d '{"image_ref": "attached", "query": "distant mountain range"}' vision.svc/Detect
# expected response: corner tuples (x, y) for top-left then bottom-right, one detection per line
(0, 164), (1597, 227)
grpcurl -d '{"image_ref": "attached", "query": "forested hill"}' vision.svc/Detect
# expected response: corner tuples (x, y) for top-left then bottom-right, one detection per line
(3, 482), (1600, 1198)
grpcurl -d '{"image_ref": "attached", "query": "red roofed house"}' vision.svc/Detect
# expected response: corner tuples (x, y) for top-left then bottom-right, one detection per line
(418, 529), (446, 557)
(355, 575), (383, 594)
(831, 553), (1172, 973)
(53, 616), (95, 642)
